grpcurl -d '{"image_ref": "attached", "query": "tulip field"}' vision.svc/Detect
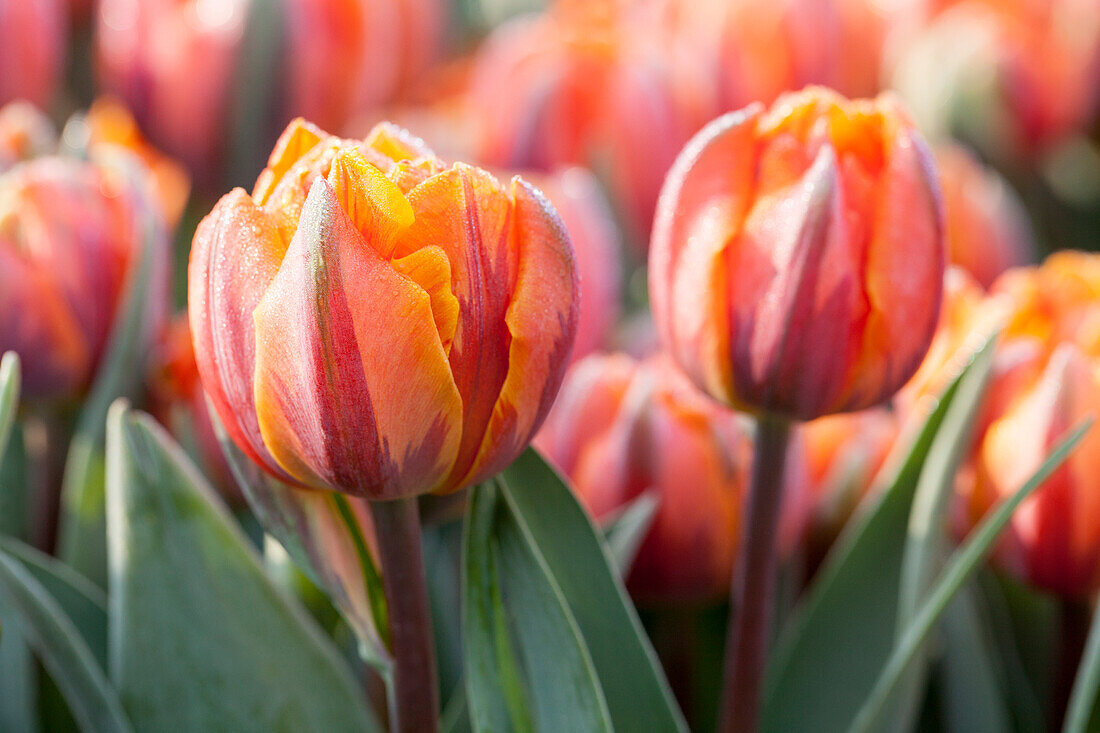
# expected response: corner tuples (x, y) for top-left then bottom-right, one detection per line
(2, 0), (1100, 731)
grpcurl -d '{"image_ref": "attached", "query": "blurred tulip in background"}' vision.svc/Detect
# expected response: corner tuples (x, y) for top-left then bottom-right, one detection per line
(0, 0), (67, 109)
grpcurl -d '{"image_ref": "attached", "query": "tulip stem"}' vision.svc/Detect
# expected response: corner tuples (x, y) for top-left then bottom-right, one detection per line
(719, 413), (791, 733)
(370, 496), (440, 733)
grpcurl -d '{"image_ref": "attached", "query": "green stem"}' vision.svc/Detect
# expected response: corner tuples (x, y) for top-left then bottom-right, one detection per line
(718, 414), (792, 733)
(369, 496), (439, 733)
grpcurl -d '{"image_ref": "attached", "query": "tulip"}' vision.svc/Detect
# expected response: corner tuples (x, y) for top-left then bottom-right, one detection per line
(468, 0), (715, 244)
(147, 316), (239, 505)
(189, 117), (579, 501)
(695, 0), (888, 111)
(0, 101), (56, 172)
(84, 98), (192, 230)
(651, 86), (946, 422)
(936, 144), (1033, 288)
(0, 0), (66, 109)
(537, 354), (805, 604)
(0, 153), (170, 400)
(189, 117), (577, 731)
(892, 0), (1100, 159)
(96, 0), (445, 187)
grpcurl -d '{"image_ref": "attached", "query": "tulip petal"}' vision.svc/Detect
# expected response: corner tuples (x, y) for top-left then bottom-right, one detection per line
(399, 164), (518, 490)
(188, 188), (292, 481)
(327, 148), (414, 256)
(456, 178), (578, 488)
(253, 118), (326, 205)
(391, 246), (459, 355)
(649, 105), (763, 406)
(253, 177), (461, 499)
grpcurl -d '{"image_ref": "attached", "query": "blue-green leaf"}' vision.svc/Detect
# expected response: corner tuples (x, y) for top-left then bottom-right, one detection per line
(0, 352), (19, 459)
(1062, 593), (1100, 732)
(106, 401), (380, 732)
(602, 489), (659, 577)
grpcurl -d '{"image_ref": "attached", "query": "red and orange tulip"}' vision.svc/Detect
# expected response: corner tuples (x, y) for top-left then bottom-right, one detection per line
(936, 144), (1033, 288)
(0, 101), (56, 172)
(0, 152), (170, 399)
(650, 87), (946, 421)
(189, 119), (578, 500)
(468, 0), (714, 243)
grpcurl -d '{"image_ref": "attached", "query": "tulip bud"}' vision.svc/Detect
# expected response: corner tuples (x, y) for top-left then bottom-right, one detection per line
(0, 153), (170, 400)
(536, 353), (809, 604)
(936, 144), (1033, 288)
(0, 0), (66, 109)
(650, 87), (946, 421)
(189, 119), (578, 500)
(892, 0), (1100, 159)
(468, 2), (715, 244)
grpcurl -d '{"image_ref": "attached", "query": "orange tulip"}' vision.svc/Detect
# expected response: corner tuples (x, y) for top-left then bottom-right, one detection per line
(96, 0), (444, 186)
(85, 98), (192, 230)
(0, 153), (170, 399)
(0, 101), (56, 172)
(650, 87), (946, 421)
(468, 0), (715, 244)
(936, 144), (1033, 288)
(189, 119), (578, 500)
(0, 0), (66, 109)
(536, 353), (810, 604)
(892, 0), (1100, 158)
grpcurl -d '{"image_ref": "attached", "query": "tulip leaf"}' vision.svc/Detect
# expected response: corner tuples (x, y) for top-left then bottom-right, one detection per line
(0, 546), (131, 732)
(886, 334), (996, 728)
(214, 413), (391, 669)
(0, 424), (29, 540)
(57, 171), (166, 588)
(848, 417), (1093, 733)
(496, 449), (687, 732)
(934, 585), (1012, 732)
(602, 489), (659, 577)
(463, 478), (613, 733)
(105, 401), (380, 732)
(762, 333), (990, 733)
(1062, 596), (1100, 732)
(0, 352), (19, 459)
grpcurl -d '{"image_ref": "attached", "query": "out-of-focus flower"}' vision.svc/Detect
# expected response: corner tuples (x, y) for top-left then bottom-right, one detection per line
(693, 0), (887, 111)
(536, 353), (808, 604)
(189, 118), (578, 500)
(522, 167), (621, 362)
(0, 101), (56, 172)
(794, 407), (899, 553)
(650, 87), (945, 421)
(468, 0), (715, 244)
(147, 316), (240, 504)
(96, 0), (445, 187)
(0, 152), (170, 400)
(936, 144), (1033, 288)
(85, 97), (192, 229)
(892, 0), (1100, 160)
(0, 0), (66, 109)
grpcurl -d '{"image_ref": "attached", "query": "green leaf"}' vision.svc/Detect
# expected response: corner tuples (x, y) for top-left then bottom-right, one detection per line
(0, 595), (37, 733)
(0, 548), (130, 732)
(0, 536), (108, 668)
(0, 424), (29, 540)
(0, 352), (19, 458)
(848, 418), (1093, 733)
(1062, 593), (1100, 732)
(215, 415), (390, 669)
(463, 479), (613, 733)
(105, 401), (380, 732)
(762, 334), (989, 733)
(57, 165), (168, 588)
(497, 450), (687, 732)
(887, 335), (996, 728)
(935, 585), (1012, 733)
(602, 489), (659, 576)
